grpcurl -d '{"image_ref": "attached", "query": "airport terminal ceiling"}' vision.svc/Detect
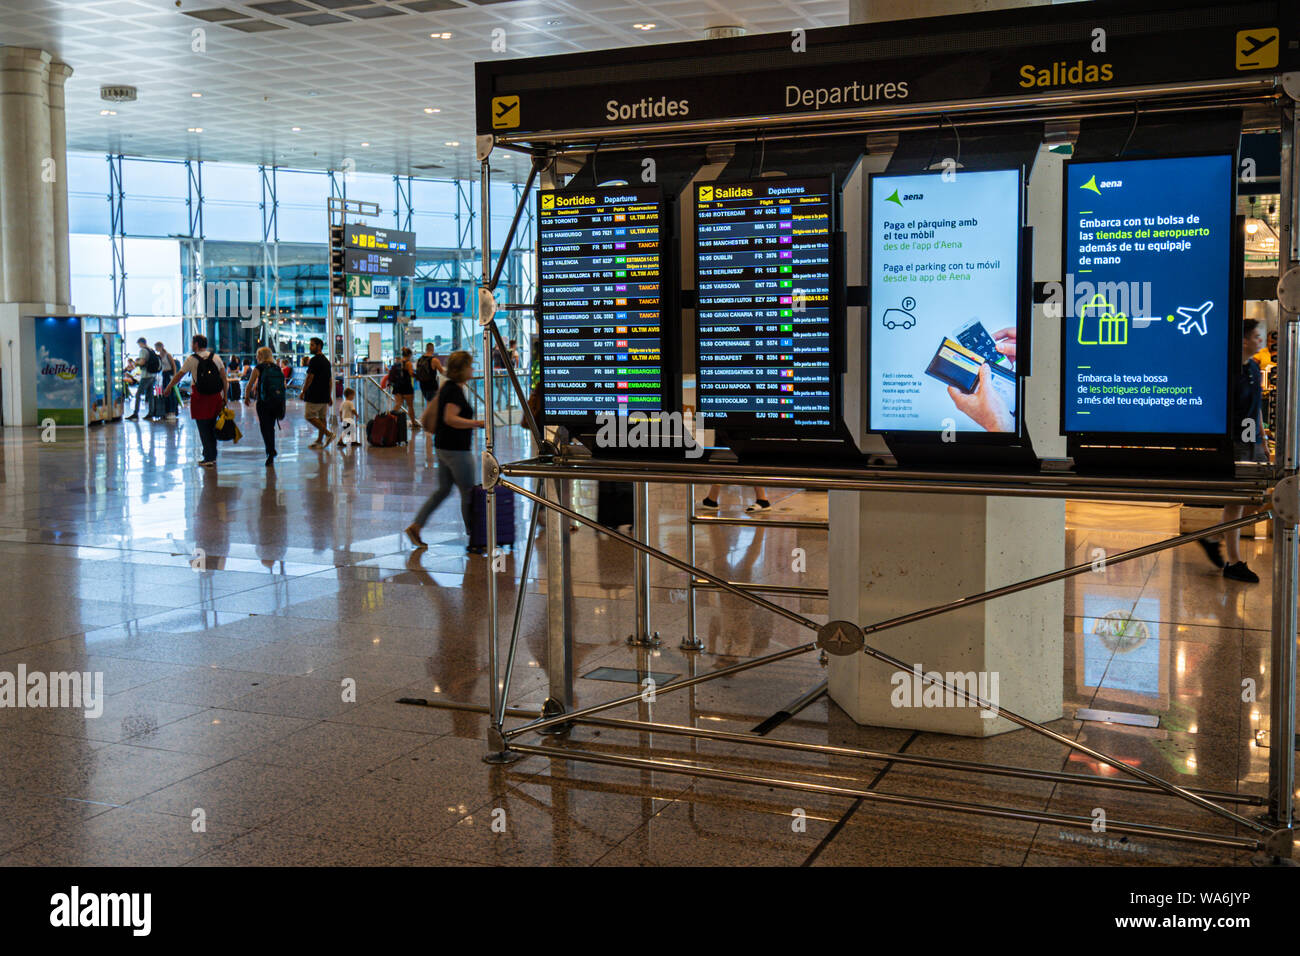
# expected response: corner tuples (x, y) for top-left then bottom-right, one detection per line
(0, 0), (845, 183)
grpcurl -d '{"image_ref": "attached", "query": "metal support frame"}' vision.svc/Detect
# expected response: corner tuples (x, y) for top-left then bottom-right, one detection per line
(182, 158), (205, 347)
(259, 164), (279, 347)
(460, 76), (1300, 858)
(684, 487), (830, 650)
(107, 154), (125, 318)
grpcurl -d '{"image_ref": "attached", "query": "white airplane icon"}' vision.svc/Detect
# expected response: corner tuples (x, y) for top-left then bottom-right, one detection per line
(1175, 301), (1213, 336)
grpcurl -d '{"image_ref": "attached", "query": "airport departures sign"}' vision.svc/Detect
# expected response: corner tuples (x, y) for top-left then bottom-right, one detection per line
(476, 4), (1294, 136)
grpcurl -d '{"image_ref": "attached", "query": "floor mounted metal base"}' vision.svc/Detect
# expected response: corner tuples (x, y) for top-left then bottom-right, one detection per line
(482, 749), (529, 765)
(680, 635), (704, 651)
(627, 631), (662, 647)
(536, 697), (573, 736)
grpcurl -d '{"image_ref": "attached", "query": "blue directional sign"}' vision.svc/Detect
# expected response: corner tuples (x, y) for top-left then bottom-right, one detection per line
(421, 286), (466, 314)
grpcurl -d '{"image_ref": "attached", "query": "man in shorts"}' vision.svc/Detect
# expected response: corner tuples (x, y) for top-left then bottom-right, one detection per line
(301, 336), (334, 449)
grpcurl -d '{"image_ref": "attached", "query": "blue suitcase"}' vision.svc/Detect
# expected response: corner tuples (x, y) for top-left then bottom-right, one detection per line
(470, 484), (516, 550)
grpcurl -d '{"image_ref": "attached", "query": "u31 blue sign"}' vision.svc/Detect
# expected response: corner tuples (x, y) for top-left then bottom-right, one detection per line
(422, 287), (466, 314)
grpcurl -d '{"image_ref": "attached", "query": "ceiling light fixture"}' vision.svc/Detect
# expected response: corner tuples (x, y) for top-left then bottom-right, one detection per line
(191, 92), (202, 98)
(291, 126), (301, 132)
(99, 109), (116, 116)
(188, 127), (203, 133)
(633, 23), (656, 31)
(361, 142), (370, 147)
(423, 107), (441, 114)
(429, 31), (452, 39)
(444, 141), (460, 147)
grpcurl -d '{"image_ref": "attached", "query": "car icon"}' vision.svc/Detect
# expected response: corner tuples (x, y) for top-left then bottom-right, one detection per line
(882, 308), (916, 330)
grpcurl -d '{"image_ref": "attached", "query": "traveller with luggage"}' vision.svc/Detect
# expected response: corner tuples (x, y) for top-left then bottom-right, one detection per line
(161, 334), (228, 467)
(244, 347), (286, 466)
(386, 347), (418, 426)
(403, 350), (487, 553)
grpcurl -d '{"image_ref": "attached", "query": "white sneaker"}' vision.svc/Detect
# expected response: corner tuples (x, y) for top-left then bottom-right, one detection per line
(745, 500), (771, 514)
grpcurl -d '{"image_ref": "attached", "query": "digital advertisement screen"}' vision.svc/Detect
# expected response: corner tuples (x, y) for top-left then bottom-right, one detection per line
(537, 186), (667, 422)
(1062, 154), (1233, 437)
(695, 178), (835, 431)
(868, 168), (1023, 435)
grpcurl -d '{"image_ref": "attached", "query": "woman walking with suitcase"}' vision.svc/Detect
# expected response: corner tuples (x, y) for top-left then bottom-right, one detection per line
(388, 347), (417, 426)
(404, 350), (485, 552)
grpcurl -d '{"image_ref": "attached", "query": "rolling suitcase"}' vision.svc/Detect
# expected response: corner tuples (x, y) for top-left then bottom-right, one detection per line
(596, 481), (634, 530)
(470, 484), (516, 550)
(366, 411), (408, 447)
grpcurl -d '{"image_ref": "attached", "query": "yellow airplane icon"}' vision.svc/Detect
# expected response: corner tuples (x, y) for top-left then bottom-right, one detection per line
(491, 95), (520, 129)
(698, 185), (713, 201)
(1236, 28), (1278, 69)
(541, 194), (554, 210)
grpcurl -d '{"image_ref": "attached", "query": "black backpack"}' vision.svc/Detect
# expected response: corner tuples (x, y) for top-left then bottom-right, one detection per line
(258, 363), (287, 419)
(193, 352), (223, 395)
(415, 354), (436, 385)
(390, 360), (412, 391)
(144, 351), (161, 374)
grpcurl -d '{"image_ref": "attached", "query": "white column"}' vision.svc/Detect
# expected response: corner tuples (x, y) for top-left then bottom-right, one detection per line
(48, 62), (73, 310)
(0, 47), (54, 305)
(827, 0), (1065, 735)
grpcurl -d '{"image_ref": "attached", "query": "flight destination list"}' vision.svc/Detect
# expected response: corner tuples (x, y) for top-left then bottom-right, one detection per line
(538, 186), (664, 420)
(695, 178), (834, 428)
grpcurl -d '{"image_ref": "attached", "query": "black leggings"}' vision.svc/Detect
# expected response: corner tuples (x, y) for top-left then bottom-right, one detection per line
(256, 401), (277, 455)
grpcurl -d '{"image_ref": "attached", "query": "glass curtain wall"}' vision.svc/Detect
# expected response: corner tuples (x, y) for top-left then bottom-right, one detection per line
(67, 153), (536, 371)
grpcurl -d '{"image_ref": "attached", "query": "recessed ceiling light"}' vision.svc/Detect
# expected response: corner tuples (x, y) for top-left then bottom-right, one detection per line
(429, 31), (452, 39)
(191, 92), (202, 98)
(423, 107), (441, 114)
(444, 141), (460, 147)
(291, 126), (301, 132)
(361, 142), (370, 147)
(633, 23), (656, 30)
(188, 127), (203, 133)
(99, 109), (116, 116)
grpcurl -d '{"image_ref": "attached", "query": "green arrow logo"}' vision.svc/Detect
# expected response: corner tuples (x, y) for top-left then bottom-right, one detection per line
(1081, 175), (1101, 195)
(886, 189), (903, 206)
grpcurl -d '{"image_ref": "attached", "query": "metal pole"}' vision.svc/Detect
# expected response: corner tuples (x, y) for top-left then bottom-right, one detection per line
(630, 482), (658, 645)
(861, 513), (1268, 637)
(545, 477), (575, 716)
(479, 156), (512, 761)
(505, 642), (816, 739)
(497, 493), (542, 727)
(507, 744), (1263, 852)
(567, 713), (1263, 804)
(1268, 517), (1298, 826)
(499, 477), (820, 631)
(683, 482), (702, 650)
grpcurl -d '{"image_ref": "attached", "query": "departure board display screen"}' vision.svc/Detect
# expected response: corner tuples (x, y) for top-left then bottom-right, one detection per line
(537, 186), (668, 423)
(695, 178), (836, 432)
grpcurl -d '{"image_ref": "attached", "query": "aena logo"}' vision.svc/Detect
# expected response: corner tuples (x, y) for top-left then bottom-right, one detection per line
(1080, 176), (1122, 194)
(885, 190), (922, 206)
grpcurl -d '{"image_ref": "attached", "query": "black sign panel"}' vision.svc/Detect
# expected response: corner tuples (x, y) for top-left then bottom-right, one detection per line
(695, 178), (835, 433)
(344, 225), (416, 254)
(537, 186), (669, 424)
(344, 248), (416, 278)
(477, 0), (1298, 136)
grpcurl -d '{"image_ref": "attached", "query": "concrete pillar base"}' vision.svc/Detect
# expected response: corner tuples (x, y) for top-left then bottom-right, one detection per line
(828, 490), (1065, 736)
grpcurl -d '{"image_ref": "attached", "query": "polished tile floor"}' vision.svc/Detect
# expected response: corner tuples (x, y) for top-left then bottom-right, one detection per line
(0, 401), (1293, 866)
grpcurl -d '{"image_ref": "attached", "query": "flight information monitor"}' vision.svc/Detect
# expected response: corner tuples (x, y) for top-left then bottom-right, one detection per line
(537, 186), (669, 423)
(868, 168), (1024, 436)
(695, 178), (836, 432)
(1062, 154), (1234, 439)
